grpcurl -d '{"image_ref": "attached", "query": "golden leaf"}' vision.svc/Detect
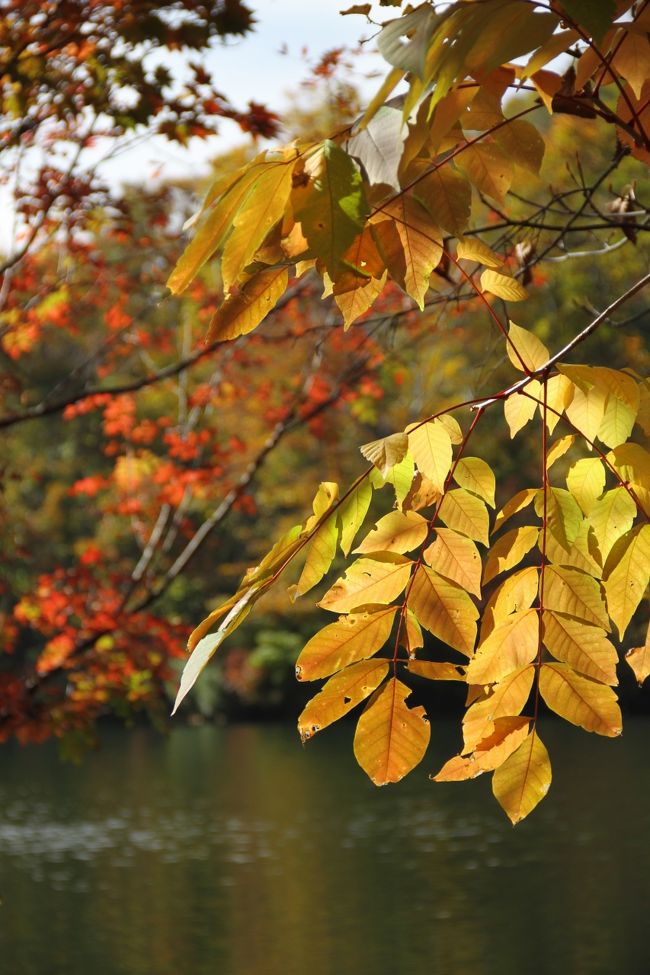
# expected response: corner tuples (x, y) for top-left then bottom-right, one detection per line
(293, 515), (339, 597)
(406, 660), (465, 681)
(409, 564), (478, 656)
(504, 381), (541, 437)
(456, 236), (503, 268)
(360, 431), (409, 478)
(506, 320), (549, 373)
(457, 141), (513, 203)
(603, 525), (650, 639)
(462, 665), (534, 752)
(354, 678), (430, 785)
(566, 457), (605, 515)
(407, 419), (452, 492)
(452, 456), (496, 507)
(423, 527), (482, 597)
(483, 566), (539, 635)
(542, 611), (618, 685)
(355, 510), (429, 555)
(412, 164), (472, 237)
(372, 196), (443, 309)
(296, 605), (397, 681)
(319, 554), (412, 614)
(483, 525), (539, 584)
(626, 620), (650, 686)
(339, 480), (373, 556)
(492, 730), (552, 824)
(544, 565), (610, 630)
(434, 717), (530, 781)
(589, 488), (637, 563)
(494, 488), (538, 531)
(480, 269), (529, 302)
(467, 609), (539, 684)
(539, 663), (622, 736)
(298, 659), (389, 740)
(546, 435), (575, 470)
(535, 486), (582, 552)
(207, 267), (289, 342)
(438, 488), (490, 546)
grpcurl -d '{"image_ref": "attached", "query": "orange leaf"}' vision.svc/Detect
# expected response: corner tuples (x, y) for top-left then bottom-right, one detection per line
(353, 678), (430, 785)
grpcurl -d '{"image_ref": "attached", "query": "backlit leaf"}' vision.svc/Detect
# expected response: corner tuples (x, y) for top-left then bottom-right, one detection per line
(606, 443), (650, 514)
(372, 196), (443, 308)
(543, 611), (617, 685)
(407, 419), (452, 492)
(492, 730), (552, 824)
(347, 104), (406, 191)
(434, 717), (530, 781)
(453, 456), (495, 507)
(626, 621), (650, 686)
(409, 565), (478, 656)
(456, 236), (503, 268)
(319, 554), (412, 613)
(355, 510), (428, 555)
(438, 488), (490, 546)
(293, 515), (339, 597)
(566, 457), (605, 515)
(480, 269), (529, 302)
(206, 267), (289, 342)
(560, 0), (616, 43)
(506, 320), (549, 373)
(296, 605), (398, 680)
(564, 381), (607, 443)
(413, 164), (472, 237)
(423, 527), (482, 597)
(354, 678), (430, 785)
(589, 488), (637, 563)
(463, 665), (535, 752)
(298, 659), (389, 740)
(360, 432), (409, 478)
(544, 373), (574, 433)
(544, 565), (610, 630)
(494, 488), (538, 531)
(457, 141), (513, 204)
(483, 566), (539, 635)
(406, 660), (465, 681)
(539, 663), (622, 736)
(504, 381), (541, 437)
(493, 119), (545, 175)
(545, 519), (603, 578)
(483, 525), (539, 584)
(546, 435), (575, 470)
(339, 479), (373, 556)
(535, 487), (582, 551)
(603, 524), (650, 639)
(467, 610), (539, 684)
(294, 140), (368, 275)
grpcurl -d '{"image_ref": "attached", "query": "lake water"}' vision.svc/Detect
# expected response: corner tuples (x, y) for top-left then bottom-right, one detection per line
(0, 719), (648, 975)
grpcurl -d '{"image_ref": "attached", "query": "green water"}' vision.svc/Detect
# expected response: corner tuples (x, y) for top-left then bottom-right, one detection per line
(0, 720), (648, 975)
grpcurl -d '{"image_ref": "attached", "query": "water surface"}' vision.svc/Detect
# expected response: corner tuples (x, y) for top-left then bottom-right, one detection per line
(0, 720), (648, 975)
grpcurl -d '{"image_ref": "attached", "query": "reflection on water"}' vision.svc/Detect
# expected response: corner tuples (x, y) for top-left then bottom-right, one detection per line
(0, 719), (648, 975)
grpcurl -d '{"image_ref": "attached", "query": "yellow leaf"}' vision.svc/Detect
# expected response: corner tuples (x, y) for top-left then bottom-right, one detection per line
(546, 435), (575, 471)
(401, 609), (423, 656)
(504, 381), (541, 437)
(603, 525), (650, 639)
(452, 456), (495, 507)
(543, 611), (617, 685)
(339, 480), (373, 556)
(372, 196), (443, 309)
(606, 443), (650, 515)
(434, 717), (530, 781)
(438, 413), (464, 444)
(334, 271), (387, 329)
(493, 119), (545, 175)
(544, 565), (610, 630)
(565, 382), (607, 443)
(483, 566), (539, 635)
(354, 678), (430, 785)
(384, 453), (416, 509)
(626, 621), (650, 686)
(457, 141), (513, 204)
(480, 269), (529, 302)
(423, 527), (482, 597)
(438, 488), (490, 546)
(589, 488), (637, 563)
(293, 516), (339, 598)
(360, 432), (409, 478)
(544, 373), (574, 433)
(492, 730), (552, 824)
(305, 481), (339, 532)
(539, 663), (622, 736)
(406, 660), (465, 681)
(319, 554), (412, 614)
(409, 565), (478, 656)
(535, 487), (582, 552)
(545, 519), (603, 578)
(221, 159), (296, 291)
(407, 419), (452, 493)
(355, 510), (429, 555)
(483, 525), (539, 584)
(207, 268), (289, 342)
(566, 457), (605, 515)
(456, 236), (503, 268)
(296, 605), (397, 681)
(298, 659), (389, 740)
(167, 165), (266, 294)
(611, 30), (650, 98)
(467, 609), (539, 684)
(494, 488), (538, 531)
(463, 665), (534, 752)
(506, 321), (549, 373)
(412, 164), (472, 236)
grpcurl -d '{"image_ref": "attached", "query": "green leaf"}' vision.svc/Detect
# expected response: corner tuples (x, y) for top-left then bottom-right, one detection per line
(559, 0), (616, 43)
(294, 140), (369, 275)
